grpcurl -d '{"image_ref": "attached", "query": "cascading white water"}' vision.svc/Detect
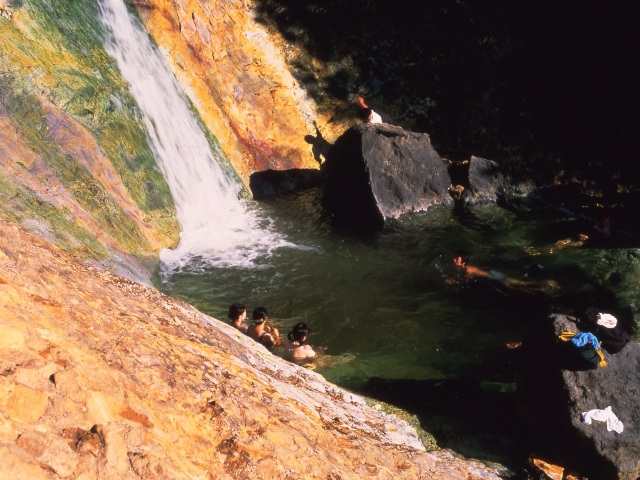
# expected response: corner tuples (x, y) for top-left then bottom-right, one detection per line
(98, 0), (293, 271)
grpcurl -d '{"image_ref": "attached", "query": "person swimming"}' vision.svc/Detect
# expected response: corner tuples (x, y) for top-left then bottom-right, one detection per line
(228, 302), (248, 334)
(448, 250), (561, 296)
(282, 322), (317, 362)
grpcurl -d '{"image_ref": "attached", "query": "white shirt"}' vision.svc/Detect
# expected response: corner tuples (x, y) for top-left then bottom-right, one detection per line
(368, 110), (382, 124)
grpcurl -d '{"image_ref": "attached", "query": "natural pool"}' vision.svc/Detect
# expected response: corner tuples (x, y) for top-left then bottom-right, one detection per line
(158, 188), (638, 383)
(156, 188), (639, 466)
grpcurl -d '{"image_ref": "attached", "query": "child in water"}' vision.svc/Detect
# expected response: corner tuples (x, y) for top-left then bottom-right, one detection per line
(282, 322), (317, 362)
(247, 306), (281, 352)
(228, 302), (248, 334)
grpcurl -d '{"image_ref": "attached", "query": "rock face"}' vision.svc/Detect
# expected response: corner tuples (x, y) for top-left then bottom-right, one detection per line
(461, 156), (505, 206)
(0, 1), (182, 277)
(249, 168), (324, 199)
(135, 0), (336, 183)
(518, 314), (640, 479)
(322, 123), (452, 231)
(0, 218), (503, 480)
(1, 0), (337, 276)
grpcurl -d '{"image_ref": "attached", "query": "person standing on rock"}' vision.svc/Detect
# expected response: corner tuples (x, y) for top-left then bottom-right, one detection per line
(228, 302), (249, 334)
(357, 96), (382, 124)
(247, 306), (281, 352)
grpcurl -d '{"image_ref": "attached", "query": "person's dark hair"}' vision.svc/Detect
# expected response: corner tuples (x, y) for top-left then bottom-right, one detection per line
(287, 322), (310, 343)
(358, 107), (372, 121)
(253, 306), (268, 324)
(228, 303), (246, 321)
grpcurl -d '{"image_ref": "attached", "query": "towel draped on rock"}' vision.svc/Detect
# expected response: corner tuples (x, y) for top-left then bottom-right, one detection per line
(581, 406), (624, 434)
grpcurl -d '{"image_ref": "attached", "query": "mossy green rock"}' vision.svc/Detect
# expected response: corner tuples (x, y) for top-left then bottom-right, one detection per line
(0, 0), (179, 278)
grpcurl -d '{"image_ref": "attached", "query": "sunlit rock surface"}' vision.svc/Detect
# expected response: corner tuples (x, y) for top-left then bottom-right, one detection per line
(0, 0), (180, 276)
(135, 0), (342, 184)
(0, 0), (347, 276)
(0, 218), (502, 479)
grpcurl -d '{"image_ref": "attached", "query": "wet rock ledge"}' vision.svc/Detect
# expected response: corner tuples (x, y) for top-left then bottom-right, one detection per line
(0, 218), (502, 479)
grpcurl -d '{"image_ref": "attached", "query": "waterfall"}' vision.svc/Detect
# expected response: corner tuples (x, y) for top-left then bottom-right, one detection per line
(98, 0), (290, 271)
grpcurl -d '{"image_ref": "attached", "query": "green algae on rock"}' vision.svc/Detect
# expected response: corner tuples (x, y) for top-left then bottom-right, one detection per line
(0, 0), (180, 273)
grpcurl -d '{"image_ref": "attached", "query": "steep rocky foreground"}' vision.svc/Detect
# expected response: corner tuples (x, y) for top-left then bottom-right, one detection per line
(0, 218), (503, 479)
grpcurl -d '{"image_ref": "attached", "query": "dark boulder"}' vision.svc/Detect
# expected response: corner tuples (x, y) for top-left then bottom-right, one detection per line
(249, 168), (324, 199)
(460, 156), (505, 206)
(322, 123), (452, 232)
(517, 313), (640, 479)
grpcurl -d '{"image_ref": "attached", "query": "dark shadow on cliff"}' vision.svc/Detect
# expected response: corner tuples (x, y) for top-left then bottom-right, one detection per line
(304, 121), (332, 165)
(252, 0), (640, 193)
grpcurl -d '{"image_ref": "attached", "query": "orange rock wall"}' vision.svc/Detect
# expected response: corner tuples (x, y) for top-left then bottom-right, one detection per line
(136, 0), (327, 185)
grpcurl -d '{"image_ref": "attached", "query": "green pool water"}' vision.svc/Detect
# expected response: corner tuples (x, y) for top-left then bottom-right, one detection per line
(157, 188), (638, 385)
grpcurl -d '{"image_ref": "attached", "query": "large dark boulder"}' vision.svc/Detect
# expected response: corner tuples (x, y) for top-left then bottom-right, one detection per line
(322, 123), (453, 231)
(460, 156), (505, 206)
(249, 168), (324, 199)
(518, 314), (640, 479)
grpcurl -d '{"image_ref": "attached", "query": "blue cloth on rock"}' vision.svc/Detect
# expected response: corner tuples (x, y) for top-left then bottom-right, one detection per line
(571, 332), (600, 350)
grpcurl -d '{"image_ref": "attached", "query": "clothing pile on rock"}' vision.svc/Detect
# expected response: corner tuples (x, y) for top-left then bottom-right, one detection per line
(558, 330), (607, 368)
(579, 312), (630, 354)
(557, 311), (629, 369)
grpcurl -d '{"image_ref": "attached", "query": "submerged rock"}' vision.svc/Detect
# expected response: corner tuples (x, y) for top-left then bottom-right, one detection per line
(322, 123), (452, 232)
(518, 313), (640, 479)
(249, 168), (324, 199)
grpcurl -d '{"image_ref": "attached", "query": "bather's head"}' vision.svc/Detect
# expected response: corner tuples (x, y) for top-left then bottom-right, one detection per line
(453, 249), (470, 267)
(228, 303), (246, 322)
(358, 107), (373, 122)
(252, 306), (268, 324)
(288, 322), (310, 343)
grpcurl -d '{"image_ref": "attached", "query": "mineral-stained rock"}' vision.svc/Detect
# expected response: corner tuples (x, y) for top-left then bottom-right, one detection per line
(0, 218), (503, 479)
(135, 0), (334, 185)
(518, 314), (640, 479)
(322, 123), (452, 231)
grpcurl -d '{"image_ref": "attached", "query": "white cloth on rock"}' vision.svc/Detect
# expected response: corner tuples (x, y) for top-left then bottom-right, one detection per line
(597, 312), (618, 328)
(581, 406), (624, 434)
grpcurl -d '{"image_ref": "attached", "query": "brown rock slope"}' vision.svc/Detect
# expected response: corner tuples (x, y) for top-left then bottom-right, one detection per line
(0, 218), (501, 479)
